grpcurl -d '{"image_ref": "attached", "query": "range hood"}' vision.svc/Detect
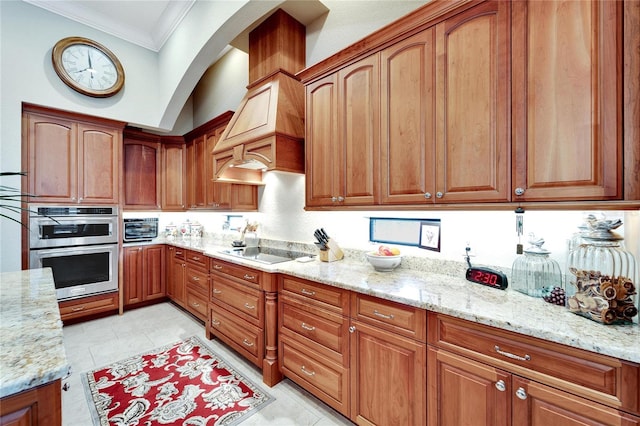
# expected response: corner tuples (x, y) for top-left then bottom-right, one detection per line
(213, 9), (306, 182)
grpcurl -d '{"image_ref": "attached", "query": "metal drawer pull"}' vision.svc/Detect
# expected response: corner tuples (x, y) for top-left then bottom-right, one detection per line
(515, 387), (527, 400)
(494, 345), (530, 362)
(495, 380), (506, 392)
(214, 265), (223, 270)
(301, 366), (315, 376)
(211, 319), (220, 326)
(192, 256), (201, 261)
(213, 289), (222, 294)
(301, 322), (316, 331)
(192, 302), (200, 308)
(242, 339), (254, 347)
(72, 306), (85, 312)
(373, 310), (394, 320)
(243, 274), (255, 280)
(192, 276), (200, 281)
(244, 303), (255, 310)
(301, 288), (316, 296)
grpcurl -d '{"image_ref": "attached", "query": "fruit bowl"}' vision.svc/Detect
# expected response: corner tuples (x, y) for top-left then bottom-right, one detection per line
(365, 252), (402, 272)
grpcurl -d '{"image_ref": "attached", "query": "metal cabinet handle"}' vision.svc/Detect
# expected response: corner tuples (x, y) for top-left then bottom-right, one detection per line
(515, 387), (527, 400)
(242, 339), (254, 347)
(192, 302), (200, 308)
(331, 196), (338, 202)
(373, 310), (394, 320)
(192, 276), (200, 281)
(211, 319), (220, 326)
(495, 380), (506, 392)
(515, 187), (525, 196)
(192, 256), (201, 261)
(244, 302), (255, 310)
(424, 192), (432, 199)
(243, 274), (255, 280)
(337, 196), (344, 202)
(176, 251), (183, 255)
(72, 306), (85, 312)
(301, 322), (316, 331)
(436, 191), (443, 198)
(349, 326), (356, 333)
(301, 288), (315, 296)
(301, 366), (315, 376)
(212, 289), (222, 294)
(213, 265), (223, 270)
(495, 345), (530, 362)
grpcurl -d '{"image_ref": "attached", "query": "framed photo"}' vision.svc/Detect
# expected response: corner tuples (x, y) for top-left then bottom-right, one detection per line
(419, 220), (441, 252)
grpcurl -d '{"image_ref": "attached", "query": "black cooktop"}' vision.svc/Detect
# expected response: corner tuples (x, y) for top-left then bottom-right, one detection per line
(219, 246), (311, 265)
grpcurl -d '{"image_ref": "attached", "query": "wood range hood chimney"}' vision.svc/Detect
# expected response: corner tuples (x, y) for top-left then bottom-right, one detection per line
(212, 9), (306, 182)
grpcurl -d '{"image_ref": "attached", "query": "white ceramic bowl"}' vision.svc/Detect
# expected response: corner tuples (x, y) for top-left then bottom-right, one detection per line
(365, 252), (402, 272)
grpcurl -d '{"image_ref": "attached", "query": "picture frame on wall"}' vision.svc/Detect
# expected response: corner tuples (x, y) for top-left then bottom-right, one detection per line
(419, 220), (441, 252)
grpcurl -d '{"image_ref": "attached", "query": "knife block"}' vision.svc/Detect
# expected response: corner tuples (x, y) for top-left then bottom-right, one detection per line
(319, 239), (344, 262)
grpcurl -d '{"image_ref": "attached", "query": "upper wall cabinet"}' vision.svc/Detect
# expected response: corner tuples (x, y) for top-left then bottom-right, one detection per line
(161, 141), (186, 211)
(299, 0), (639, 209)
(306, 55), (378, 207)
(23, 105), (124, 205)
(512, 0), (623, 202)
(123, 129), (161, 210)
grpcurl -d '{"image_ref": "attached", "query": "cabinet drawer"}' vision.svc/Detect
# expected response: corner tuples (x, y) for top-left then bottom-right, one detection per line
(211, 276), (263, 325)
(279, 335), (349, 416)
(211, 259), (260, 288)
(352, 294), (426, 342)
(428, 312), (640, 413)
(59, 292), (118, 322)
(280, 297), (348, 363)
(186, 250), (209, 269)
(185, 265), (208, 295)
(209, 305), (263, 367)
(185, 288), (208, 321)
(173, 247), (186, 260)
(280, 275), (349, 313)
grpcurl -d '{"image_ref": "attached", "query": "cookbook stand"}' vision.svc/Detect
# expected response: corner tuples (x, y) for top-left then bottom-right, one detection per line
(319, 239), (344, 262)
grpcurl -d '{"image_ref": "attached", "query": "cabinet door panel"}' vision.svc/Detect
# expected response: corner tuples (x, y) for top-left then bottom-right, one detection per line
(337, 56), (378, 205)
(161, 144), (186, 210)
(143, 245), (165, 300)
(512, 1), (621, 201)
(512, 376), (640, 426)
(27, 115), (77, 202)
(436, 1), (510, 202)
(306, 76), (339, 206)
(123, 247), (143, 305)
(351, 320), (426, 425)
(380, 28), (436, 204)
(428, 347), (510, 426)
(78, 124), (120, 204)
(124, 141), (160, 208)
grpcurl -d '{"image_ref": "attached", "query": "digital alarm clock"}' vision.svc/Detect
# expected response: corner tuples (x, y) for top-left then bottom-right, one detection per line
(465, 266), (508, 290)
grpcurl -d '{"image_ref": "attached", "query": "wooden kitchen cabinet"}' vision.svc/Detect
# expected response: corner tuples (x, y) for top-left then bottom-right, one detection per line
(427, 312), (640, 425)
(123, 129), (161, 210)
(58, 292), (118, 323)
(305, 54), (378, 207)
(512, 0), (623, 202)
(161, 142), (186, 211)
(185, 112), (258, 211)
(166, 246), (186, 307)
(23, 106), (123, 205)
(382, 0), (510, 204)
(0, 379), (62, 426)
(123, 245), (166, 307)
(184, 250), (209, 321)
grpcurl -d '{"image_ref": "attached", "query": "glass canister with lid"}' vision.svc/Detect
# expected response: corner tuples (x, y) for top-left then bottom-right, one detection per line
(511, 234), (564, 304)
(566, 217), (638, 324)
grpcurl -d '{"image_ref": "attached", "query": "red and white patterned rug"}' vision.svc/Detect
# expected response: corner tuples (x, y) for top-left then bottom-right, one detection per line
(83, 336), (272, 426)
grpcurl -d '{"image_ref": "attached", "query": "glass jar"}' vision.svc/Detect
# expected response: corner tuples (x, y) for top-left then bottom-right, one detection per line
(511, 236), (564, 304)
(566, 218), (638, 324)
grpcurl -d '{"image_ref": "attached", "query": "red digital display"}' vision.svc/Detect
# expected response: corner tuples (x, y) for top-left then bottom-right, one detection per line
(465, 267), (508, 289)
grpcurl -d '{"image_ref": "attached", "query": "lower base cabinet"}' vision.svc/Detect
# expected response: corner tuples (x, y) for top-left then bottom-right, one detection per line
(0, 379), (62, 426)
(123, 245), (166, 307)
(58, 292), (118, 323)
(166, 246), (186, 307)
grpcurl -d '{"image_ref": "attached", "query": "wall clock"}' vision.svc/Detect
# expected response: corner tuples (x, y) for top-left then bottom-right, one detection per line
(52, 37), (125, 98)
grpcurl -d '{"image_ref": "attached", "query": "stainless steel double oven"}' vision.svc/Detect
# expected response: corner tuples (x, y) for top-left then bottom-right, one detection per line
(29, 205), (119, 301)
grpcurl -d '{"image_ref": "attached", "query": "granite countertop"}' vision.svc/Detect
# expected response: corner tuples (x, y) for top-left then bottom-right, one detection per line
(156, 236), (640, 364)
(0, 268), (70, 398)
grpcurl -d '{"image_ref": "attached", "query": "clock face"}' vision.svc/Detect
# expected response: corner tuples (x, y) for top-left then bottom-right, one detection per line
(52, 37), (124, 97)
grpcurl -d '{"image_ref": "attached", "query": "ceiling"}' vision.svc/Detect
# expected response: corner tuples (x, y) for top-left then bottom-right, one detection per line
(22, 0), (329, 53)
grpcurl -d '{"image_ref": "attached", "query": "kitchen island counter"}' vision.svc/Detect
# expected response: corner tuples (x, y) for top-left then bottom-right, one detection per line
(0, 268), (69, 398)
(161, 238), (639, 364)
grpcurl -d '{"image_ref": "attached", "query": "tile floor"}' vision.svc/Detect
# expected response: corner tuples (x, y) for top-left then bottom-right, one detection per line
(62, 302), (353, 426)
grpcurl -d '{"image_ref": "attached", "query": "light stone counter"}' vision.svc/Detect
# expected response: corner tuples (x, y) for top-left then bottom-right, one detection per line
(0, 268), (70, 398)
(157, 237), (639, 364)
